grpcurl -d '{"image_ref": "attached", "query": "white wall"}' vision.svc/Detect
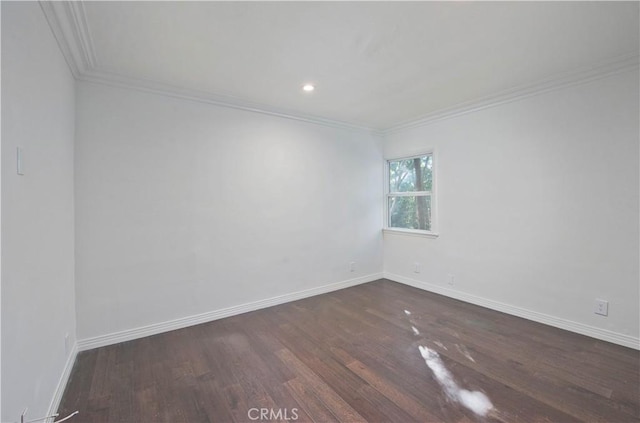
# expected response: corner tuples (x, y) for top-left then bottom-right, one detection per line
(384, 69), (639, 346)
(75, 82), (383, 340)
(0, 2), (3, 417)
(1, 2), (77, 420)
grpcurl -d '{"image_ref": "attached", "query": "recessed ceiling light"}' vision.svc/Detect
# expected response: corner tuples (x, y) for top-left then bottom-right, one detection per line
(302, 84), (315, 92)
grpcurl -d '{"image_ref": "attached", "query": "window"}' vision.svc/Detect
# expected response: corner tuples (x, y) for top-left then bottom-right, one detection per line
(386, 153), (435, 234)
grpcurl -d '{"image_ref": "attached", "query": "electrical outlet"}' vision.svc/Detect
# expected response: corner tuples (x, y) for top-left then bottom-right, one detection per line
(594, 299), (608, 316)
(447, 274), (455, 286)
(414, 262), (421, 273)
(349, 261), (356, 272)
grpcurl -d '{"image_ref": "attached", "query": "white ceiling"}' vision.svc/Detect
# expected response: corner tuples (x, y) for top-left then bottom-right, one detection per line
(71, 2), (639, 131)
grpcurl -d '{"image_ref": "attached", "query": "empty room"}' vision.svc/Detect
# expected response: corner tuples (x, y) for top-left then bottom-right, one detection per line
(1, 1), (639, 422)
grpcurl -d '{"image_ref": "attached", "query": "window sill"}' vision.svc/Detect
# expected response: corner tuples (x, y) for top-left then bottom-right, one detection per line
(382, 228), (439, 239)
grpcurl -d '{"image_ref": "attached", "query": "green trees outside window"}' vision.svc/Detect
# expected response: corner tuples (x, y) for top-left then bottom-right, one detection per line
(388, 154), (433, 231)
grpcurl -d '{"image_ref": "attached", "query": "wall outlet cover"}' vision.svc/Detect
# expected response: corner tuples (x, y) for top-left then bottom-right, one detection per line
(594, 299), (609, 316)
(447, 274), (455, 285)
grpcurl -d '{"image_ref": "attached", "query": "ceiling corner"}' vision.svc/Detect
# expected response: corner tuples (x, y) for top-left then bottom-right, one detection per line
(39, 0), (96, 78)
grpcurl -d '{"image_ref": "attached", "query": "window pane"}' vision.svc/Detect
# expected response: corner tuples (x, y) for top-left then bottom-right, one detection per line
(388, 195), (431, 231)
(389, 155), (432, 192)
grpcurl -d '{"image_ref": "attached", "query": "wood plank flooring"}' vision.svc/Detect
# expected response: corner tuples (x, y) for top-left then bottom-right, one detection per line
(58, 279), (640, 422)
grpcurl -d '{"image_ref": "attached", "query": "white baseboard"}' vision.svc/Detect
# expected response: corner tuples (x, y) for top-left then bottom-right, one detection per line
(48, 271), (637, 418)
(77, 273), (383, 351)
(46, 342), (78, 421)
(384, 272), (640, 350)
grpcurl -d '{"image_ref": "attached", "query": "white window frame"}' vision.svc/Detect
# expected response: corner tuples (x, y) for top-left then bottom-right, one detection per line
(383, 151), (438, 238)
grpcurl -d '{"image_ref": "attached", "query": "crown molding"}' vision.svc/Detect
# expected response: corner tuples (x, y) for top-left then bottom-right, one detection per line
(39, 1), (638, 135)
(383, 52), (640, 135)
(79, 68), (383, 135)
(67, 1), (96, 69)
(39, 0), (96, 78)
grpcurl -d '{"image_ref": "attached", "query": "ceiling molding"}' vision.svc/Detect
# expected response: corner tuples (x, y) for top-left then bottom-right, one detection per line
(39, 1), (81, 77)
(79, 52), (638, 136)
(39, 0), (96, 78)
(67, 1), (97, 69)
(383, 52), (640, 135)
(39, 1), (638, 135)
(79, 68), (383, 135)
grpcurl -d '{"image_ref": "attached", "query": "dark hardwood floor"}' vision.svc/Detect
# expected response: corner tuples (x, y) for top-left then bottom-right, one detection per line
(58, 279), (640, 422)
